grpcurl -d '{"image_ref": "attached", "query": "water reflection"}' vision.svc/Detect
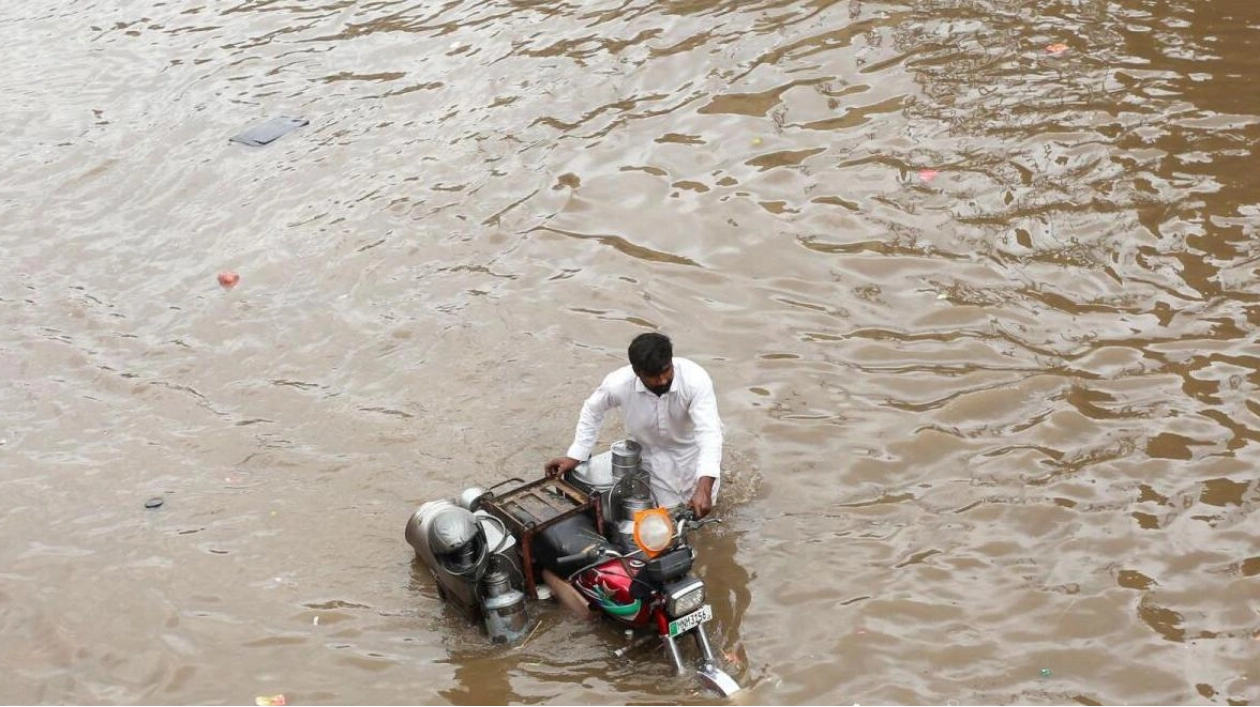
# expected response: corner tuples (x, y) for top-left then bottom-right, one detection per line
(440, 649), (515, 705)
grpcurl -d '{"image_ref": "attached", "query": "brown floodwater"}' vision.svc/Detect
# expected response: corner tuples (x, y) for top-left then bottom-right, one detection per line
(3, 0), (1259, 704)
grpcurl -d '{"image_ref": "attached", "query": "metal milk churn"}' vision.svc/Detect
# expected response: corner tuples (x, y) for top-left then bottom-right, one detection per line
(480, 567), (530, 644)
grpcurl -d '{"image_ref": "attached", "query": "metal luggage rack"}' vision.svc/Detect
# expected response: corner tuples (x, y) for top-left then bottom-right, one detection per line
(477, 477), (603, 599)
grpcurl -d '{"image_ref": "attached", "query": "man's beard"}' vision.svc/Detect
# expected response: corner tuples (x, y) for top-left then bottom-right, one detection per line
(647, 381), (672, 396)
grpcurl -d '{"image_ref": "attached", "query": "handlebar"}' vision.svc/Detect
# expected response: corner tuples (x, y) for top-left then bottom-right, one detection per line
(675, 508), (722, 540)
(556, 548), (597, 565)
(556, 513), (721, 566)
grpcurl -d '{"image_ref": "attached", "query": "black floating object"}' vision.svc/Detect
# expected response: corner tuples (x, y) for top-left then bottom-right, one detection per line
(144, 497), (164, 509)
(230, 116), (309, 146)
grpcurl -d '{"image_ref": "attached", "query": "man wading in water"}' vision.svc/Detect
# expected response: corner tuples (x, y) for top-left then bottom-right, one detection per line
(542, 332), (725, 616)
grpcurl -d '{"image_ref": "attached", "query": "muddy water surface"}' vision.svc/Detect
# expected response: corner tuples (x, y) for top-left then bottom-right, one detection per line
(3, 0), (1260, 704)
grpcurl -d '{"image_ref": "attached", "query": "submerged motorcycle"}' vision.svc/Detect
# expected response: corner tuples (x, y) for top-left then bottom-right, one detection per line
(404, 440), (741, 697)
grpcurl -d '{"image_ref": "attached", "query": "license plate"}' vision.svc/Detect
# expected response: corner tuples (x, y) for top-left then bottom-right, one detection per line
(667, 604), (712, 637)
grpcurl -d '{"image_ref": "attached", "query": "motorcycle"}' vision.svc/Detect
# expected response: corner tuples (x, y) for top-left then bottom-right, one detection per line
(404, 440), (741, 697)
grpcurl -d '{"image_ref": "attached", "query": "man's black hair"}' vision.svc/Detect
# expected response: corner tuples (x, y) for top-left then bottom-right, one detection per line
(628, 332), (673, 374)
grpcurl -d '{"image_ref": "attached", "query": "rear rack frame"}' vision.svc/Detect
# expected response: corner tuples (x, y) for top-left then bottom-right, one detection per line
(477, 477), (603, 599)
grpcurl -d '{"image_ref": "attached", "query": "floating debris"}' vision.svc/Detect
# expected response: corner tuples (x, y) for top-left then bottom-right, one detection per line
(231, 116), (308, 147)
(1040, 668), (1053, 677)
(1046, 43), (1069, 55)
(255, 695), (286, 706)
(218, 272), (240, 289)
(918, 169), (939, 182)
(144, 497), (164, 509)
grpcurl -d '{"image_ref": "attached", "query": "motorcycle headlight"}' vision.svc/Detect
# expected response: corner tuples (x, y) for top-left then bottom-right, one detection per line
(633, 508), (674, 558)
(665, 578), (706, 618)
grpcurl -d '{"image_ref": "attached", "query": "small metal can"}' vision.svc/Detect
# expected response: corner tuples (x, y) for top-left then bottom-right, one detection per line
(610, 440), (642, 479)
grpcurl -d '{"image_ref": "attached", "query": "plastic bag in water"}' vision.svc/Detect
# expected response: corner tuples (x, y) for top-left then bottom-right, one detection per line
(230, 116), (308, 146)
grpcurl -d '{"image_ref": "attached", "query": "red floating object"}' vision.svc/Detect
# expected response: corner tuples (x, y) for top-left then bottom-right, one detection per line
(918, 169), (939, 182)
(1046, 43), (1068, 55)
(218, 271), (240, 289)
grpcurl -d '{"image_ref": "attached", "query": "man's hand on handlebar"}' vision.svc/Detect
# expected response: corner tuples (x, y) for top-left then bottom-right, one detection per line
(545, 456), (580, 479)
(687, 476), (716, 519)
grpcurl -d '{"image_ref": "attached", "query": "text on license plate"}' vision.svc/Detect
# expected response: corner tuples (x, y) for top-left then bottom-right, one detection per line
(668, 604), (712, 637)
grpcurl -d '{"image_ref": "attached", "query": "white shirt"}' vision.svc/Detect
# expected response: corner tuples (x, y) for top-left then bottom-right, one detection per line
(565, 357), (723, 508)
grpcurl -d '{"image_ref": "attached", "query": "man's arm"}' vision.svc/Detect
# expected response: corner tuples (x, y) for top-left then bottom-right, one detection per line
(688, 371), (723, 481)
(686, 367), (723, 516)
(566, 377), (617, 461)
(545, 375), (618, 477)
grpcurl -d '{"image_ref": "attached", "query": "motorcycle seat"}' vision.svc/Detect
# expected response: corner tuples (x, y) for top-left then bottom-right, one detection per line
(531, 513), (611, 578)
